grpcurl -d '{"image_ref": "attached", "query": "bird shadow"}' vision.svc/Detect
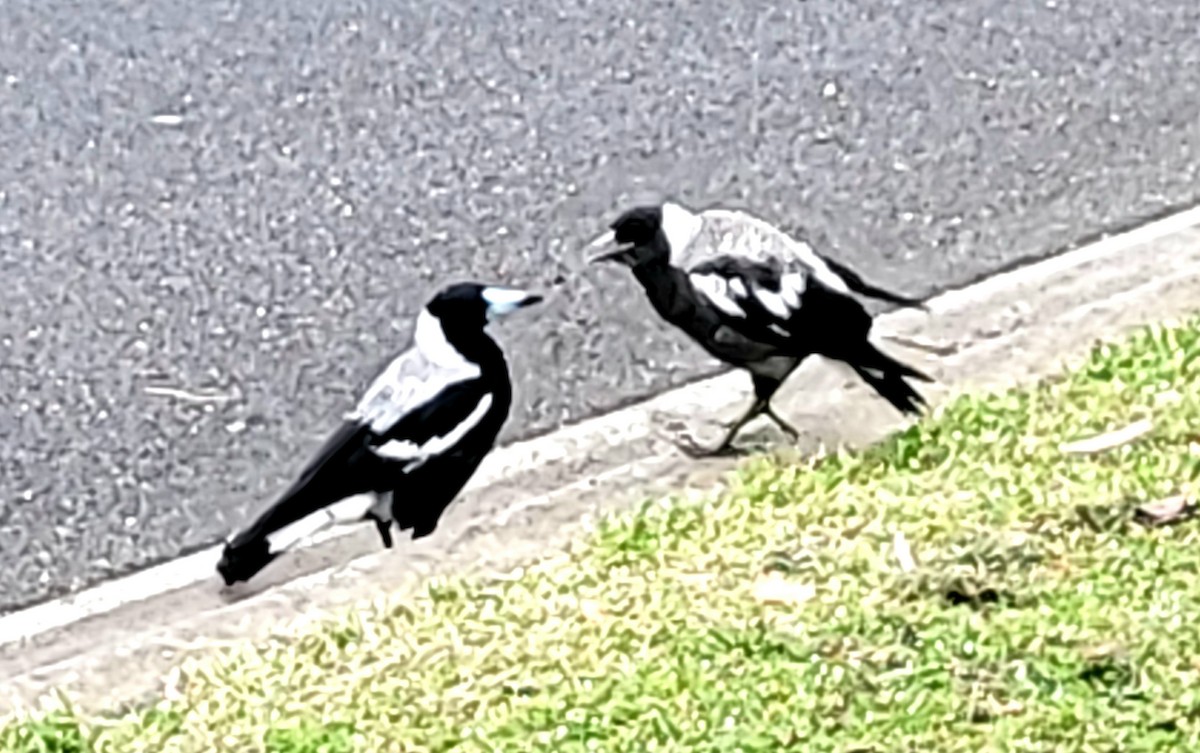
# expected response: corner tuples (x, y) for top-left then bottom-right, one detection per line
(216, 580), (273, 604)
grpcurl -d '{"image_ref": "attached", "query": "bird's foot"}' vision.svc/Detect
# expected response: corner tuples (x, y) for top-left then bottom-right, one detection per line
(672, 432), (746, 459)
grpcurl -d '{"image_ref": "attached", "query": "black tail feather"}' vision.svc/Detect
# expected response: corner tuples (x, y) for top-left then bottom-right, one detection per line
(820, 255), (927, 310)
(216, 534), (279, 586)
(846, 342), (933, 416)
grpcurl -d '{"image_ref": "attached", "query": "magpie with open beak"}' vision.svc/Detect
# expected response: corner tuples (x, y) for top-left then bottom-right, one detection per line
(216, 281), (543, 585)
(587, 200), (932, 456)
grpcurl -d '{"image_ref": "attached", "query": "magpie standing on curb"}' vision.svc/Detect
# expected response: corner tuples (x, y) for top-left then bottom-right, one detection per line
(586, 200), (932, 456)
(216, 282), (543, 586)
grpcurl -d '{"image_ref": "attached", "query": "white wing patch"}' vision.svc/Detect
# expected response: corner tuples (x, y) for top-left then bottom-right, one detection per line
(692, 267), (806, 324)
(373, 392), (494, 472)
(790, 240), (848, 293)
(264, 493), (379, 554)
(349, 310), (482, 435)
(689, 273), (746, 318)
(780, 272), (806, 309)
(752, 287), (790, 319)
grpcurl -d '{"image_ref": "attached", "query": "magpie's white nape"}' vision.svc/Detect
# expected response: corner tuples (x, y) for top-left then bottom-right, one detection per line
(216, 280), (543, 587)
(587, 199), (932, 457)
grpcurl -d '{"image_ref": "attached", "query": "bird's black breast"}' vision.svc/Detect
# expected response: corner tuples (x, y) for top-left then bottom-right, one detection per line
(631, 260), (790, 368)
(372, 375), (512, 534)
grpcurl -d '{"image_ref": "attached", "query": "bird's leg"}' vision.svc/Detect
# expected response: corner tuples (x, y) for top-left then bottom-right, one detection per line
(366, 491), (395, 549)
(369, 516), (394, 548)
(714, 398), (767, 450)
(676, 374), (796, 458)
(750, 373), (803, 442)
(714, 374), (773, 430)
(676, 397), (766, 458)
(762, 403), (801, 441)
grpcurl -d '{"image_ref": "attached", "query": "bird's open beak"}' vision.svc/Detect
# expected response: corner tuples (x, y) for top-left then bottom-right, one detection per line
(585, 230), (629, 264)
(482, 286), (544, 320)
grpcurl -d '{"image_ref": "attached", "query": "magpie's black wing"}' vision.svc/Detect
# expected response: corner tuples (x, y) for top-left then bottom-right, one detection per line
(816, 253), (926, 309)
(688, 254), (933, 415)
(685, 254), (855, 348)
(364, 377), (501, 472)
(232, 419), (376, 544)
(682, 208), (922, 309)
(229, 345), (487, 545)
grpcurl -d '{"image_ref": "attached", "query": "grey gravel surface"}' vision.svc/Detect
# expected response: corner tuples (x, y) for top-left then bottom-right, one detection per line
(1, 0), (1199, 613)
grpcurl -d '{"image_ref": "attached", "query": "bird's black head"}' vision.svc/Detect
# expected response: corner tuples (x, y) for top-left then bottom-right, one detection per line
(586, 201), (699, 268)
(612, 206), (664, 247)
(425, 282), (543, 332)
(584, 205), (665, 268)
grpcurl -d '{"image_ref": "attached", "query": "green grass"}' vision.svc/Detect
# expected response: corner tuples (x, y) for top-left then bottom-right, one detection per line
(4, 317), (1200, 753)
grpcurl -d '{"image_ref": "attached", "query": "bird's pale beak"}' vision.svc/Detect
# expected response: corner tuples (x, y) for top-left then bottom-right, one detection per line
(481, 287), (544, 320)
(585, 230), (628, 264)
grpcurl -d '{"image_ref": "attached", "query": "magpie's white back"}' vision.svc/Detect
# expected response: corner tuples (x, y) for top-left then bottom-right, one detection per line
(587, 200), (932, 456)
(216, 282), (542, 586)
(661, 202), (851, 297)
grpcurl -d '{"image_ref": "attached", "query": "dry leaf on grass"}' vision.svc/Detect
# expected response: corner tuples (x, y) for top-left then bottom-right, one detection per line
(1133, 494), (1198, 527)
(750, 571), (816, 606)
(1059, 419), (1153, 455)
(578, 599), (607, 623)
(892, 530), (917, 573)
(988, 698), (1026, 717)
(1081, 642), (1128, 662)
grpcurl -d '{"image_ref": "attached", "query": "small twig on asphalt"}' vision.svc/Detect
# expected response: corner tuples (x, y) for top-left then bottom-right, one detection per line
(143, 386), (236, 404)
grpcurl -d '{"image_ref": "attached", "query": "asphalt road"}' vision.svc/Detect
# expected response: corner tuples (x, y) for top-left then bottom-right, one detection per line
(1, 0), (1198, 613)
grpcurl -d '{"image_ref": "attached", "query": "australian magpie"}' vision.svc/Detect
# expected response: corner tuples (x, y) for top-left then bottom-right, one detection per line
(586, 200), (932, 456)
(215, 282), (543, 585)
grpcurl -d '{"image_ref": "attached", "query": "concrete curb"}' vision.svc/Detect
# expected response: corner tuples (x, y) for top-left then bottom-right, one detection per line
(3, 205), (1200, 716)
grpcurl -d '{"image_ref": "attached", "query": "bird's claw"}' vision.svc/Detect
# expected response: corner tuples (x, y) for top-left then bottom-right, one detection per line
(672, 434), (744, 459)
